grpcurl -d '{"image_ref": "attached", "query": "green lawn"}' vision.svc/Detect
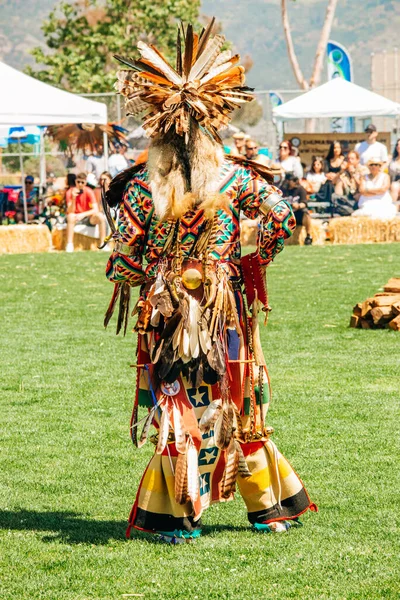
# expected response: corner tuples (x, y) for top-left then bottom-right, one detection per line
(1, 244), (399, 600)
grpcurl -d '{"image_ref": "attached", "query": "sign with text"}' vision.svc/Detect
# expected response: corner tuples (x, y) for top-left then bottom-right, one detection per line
(284, 132), (391, 167)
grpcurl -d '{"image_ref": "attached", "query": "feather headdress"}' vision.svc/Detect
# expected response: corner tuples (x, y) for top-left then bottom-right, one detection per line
(114, 18), (254, 142)
(47, 123), (128, 154)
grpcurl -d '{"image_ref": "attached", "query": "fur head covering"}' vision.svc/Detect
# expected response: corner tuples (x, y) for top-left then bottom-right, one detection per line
(114, 19), (254, 219)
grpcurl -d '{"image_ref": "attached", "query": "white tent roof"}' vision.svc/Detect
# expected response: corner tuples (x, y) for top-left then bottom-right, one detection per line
(273, 78), (400, 121)
(0, 61), (107, 126)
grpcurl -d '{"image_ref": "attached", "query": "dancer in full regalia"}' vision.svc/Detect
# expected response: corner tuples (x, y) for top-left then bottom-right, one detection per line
(104, 18), (316, 543)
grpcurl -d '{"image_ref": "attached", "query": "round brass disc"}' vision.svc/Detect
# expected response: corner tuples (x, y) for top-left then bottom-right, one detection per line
(181, 268), (202, 290)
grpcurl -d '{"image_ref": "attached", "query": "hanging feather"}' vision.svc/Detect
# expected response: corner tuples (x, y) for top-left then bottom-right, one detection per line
(214, 402), (234, 450)
(116, 282), (131, 336)
(186, 439), (199, 503)
(174, 451), (188, 504)
(221, 439), (239, 499)
(172, 404), (187, 454)
(156, 405), (170, 454)
(232, 403), (244, 440)
(199, 399), (222, 433)
(138, 405), (157, 448)
(235, 440), (252, 477)
(104, 283), (121, 329)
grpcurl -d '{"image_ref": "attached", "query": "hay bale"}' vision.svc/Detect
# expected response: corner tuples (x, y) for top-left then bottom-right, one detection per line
(0, 224), (52, 254)
(328, 216), (400, 245)
(285, 220), (326, 246)
(52, 226), (100, 251)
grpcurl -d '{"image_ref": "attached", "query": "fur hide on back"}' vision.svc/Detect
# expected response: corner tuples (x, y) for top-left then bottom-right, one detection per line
(148, 120), (224, 221)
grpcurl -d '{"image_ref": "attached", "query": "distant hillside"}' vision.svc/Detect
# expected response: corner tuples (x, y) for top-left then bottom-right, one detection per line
(0, 0), (398, 90)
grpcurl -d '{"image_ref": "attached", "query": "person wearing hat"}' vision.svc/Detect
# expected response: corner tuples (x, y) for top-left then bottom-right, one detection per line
(355, 125), (388, 166)
(352, 157), (396, 219)
(15, 175), (39, 223)
(230, 131), (246, 156)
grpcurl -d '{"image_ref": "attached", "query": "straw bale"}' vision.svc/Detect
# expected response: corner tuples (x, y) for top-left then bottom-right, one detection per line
(285, 220), (326, 246)
(328, 217), (400, 245)
(52, 227), (100, 251)
(0, 224), (52, 254)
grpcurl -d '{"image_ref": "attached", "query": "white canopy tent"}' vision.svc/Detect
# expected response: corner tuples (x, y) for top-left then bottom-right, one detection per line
(273, 78), (400, 120)
(0, 61), (107, 221)
(0, 61), (107, 125)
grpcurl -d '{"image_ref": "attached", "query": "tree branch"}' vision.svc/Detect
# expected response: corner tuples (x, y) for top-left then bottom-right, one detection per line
(281, 0), (309, 90)
(309, 0), (339, 88)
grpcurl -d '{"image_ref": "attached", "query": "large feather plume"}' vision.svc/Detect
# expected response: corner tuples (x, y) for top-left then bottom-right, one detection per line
(114, 18), (254, 142)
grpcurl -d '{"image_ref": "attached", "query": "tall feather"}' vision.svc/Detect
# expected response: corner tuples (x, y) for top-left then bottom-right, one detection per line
(189, 35), (225, 80)
(176, 29), (183, 75)
(156, 405), (170, 454)
(174, 451), (188, 504)
(196, 16), (216, 59)
(183, 23), (194, 79)
(137, 41), (182, 85)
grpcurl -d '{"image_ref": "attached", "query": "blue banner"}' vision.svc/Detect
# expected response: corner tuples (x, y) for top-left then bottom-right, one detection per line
(327, 41), (354, 133)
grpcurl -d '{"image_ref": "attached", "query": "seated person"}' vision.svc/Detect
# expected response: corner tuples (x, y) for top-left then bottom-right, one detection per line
(65, 172), (106, 252)
(389, 138), (400, 205)
(15, 175), (39, 223)
(306, 156), (326, 193)
(282, 173), (313, 245)
(352, 158), (397, 219)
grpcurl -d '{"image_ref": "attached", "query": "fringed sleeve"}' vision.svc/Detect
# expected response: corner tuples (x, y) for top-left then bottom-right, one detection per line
(238, 167), (296, 266)
(106, 177), (151, 286)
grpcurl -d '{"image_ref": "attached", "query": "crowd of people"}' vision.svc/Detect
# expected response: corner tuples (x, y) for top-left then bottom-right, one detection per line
(230, 124), (400, 244)
(2, 124), (400, 249)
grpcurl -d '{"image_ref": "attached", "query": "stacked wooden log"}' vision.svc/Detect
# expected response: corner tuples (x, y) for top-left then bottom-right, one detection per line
(350, 278), (400, 331)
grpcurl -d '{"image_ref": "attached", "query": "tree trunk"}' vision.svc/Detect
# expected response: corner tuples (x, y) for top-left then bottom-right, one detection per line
(281, 0), (308, 90)
(309, 0), (339, 88)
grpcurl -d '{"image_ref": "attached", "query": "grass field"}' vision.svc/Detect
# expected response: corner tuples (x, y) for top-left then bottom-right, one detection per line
(1, 244), (399, 600)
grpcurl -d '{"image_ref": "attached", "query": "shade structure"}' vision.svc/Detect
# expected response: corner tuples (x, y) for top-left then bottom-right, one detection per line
(0, 125), (41, 147)
(273, 78), (400, 121)
(0, 61), (107, 126)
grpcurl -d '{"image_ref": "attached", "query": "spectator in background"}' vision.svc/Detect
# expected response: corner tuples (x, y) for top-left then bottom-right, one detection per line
(244, 140), (270, 166)
(325, 141), (345, 182)
(99, 172), (112, 192)
(108, 143), (129, 178)
(283, 173), (313, 245)
(231, 132), (246, 156)
(335, 150), (367, 201)
(389, 138), (400, 204)
(306, 156), (326, 193)
(15, 175), (39, 223)
(355, 124), (388, 166)
(86, 144), (106, 183)
(65, 172), (106, 252)
(274, 140), (303, 179)
(353, 158), (396, 219)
